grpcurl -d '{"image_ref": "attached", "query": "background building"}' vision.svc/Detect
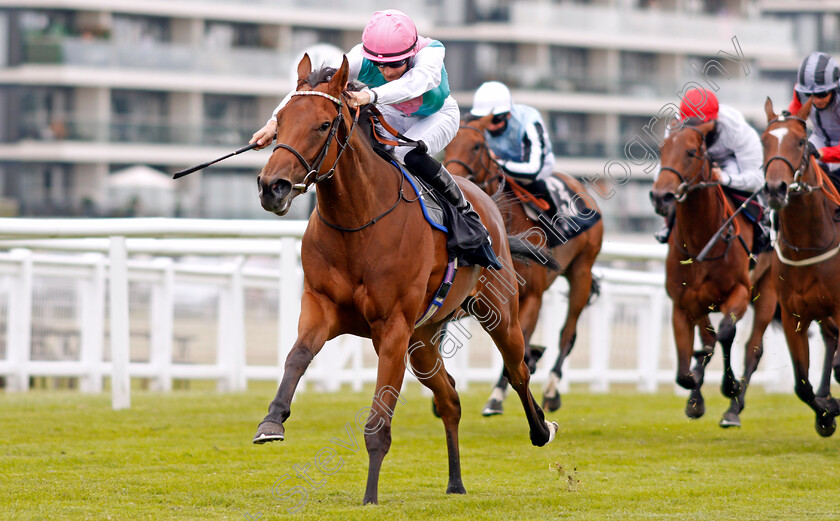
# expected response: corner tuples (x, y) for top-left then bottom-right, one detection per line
(0, 0), (811, 233)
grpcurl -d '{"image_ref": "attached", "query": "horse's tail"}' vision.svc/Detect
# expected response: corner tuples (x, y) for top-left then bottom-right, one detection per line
(507, 234), (562, 272)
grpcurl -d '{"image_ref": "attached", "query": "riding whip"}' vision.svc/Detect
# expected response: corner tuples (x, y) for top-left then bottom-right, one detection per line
(173, 142), (261, 179)
(695, 187), (762, 262)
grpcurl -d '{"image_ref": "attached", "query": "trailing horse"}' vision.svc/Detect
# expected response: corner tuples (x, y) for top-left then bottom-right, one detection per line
(252, 55), (559, 504)
(649, 119), (777, 428)
(762, 97), (840, 437)
(444, 116), (603, 415)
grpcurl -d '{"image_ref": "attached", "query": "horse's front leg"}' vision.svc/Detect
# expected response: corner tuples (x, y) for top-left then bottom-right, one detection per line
(717, 285), (749, 399)
(673, 307), (704, 418)
(253, 290), (335, 443)
(685, 315), (716, 420)
(782, 312), (837, 437)
(483, 289), (542, 417)
(363, 318), (412, 505)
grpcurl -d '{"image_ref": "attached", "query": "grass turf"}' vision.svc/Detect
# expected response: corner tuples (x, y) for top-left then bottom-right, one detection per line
(1, 383), (839, 520)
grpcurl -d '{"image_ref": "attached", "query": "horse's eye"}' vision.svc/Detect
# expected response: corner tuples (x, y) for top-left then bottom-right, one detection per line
(799, 139), (807, 147)
(319, 122), (331, 132)
(472, 144), (481, 152)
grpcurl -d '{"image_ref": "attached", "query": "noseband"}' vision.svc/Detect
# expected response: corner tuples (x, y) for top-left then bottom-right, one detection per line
(658, 126), (716, 202)
(272, 90), (358, 193)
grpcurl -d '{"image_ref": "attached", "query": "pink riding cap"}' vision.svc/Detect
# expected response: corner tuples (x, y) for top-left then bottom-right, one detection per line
(361, 9), (418, 62)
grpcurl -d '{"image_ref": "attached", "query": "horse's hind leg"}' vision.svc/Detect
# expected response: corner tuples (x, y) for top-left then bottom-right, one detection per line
(409, 324), (466, 495)
(721, 288), (776, 428)
(821, 319), (840, 385)
(816, 321), (838, 399)
(546, 260), (593, 412)
(253, 291), (333, 444)
(686, 316), (715, 419)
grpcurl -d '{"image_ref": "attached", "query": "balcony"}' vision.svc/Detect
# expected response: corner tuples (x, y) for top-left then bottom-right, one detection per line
(17, 116), (255, 148)
(23, 35), (297, 79)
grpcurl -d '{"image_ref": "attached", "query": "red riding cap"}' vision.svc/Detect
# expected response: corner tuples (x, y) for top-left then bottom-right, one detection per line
(679, 88), (719, 122)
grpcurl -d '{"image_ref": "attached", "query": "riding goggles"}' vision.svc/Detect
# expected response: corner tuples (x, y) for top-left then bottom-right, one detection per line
(372, 58), (409, 69)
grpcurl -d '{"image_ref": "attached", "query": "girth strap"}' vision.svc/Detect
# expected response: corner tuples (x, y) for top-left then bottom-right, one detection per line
(415, 258), (458, 327)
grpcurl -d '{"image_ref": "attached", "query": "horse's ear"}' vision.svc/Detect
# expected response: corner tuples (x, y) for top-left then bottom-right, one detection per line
(297, 54), (313, 87)
(328, 55), (349, 95)
(797, 97), (813, 120)
(764, 97), (777, 123)
(697, 120), (715, 136)
(476, 114), (494, 131)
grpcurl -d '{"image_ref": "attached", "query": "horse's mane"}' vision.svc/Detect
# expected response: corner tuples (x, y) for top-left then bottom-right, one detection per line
(298, 66), (382, 150)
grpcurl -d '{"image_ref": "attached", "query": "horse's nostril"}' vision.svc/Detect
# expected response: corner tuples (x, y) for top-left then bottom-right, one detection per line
(271, 179), (292, 198)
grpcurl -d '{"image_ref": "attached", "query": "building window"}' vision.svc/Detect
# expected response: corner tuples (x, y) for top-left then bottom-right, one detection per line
(111, 90), (168, 143)
(205, 22), (261, 48)
(19, 87), (73, 140)
(111, 15), (170, 46)
(550, 46), (589, 92)
(203, 95), (257, 146)
(549, 112), (596, 157)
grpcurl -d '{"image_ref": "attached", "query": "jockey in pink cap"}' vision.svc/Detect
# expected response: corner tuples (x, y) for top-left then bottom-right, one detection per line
(251, 9), (500, 269)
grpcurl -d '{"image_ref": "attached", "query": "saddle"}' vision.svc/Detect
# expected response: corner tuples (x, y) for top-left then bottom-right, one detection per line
(506, 175), (601, 248)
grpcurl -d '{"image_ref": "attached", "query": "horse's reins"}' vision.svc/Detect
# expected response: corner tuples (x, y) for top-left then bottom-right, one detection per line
(765, 115), (840, 265)
(445, 125), (550, 212)
(661, 126), (744, 260)
(444, 125), (503, 191)
(271, 90), (411, 233)
(659, 126), (721, 202)
(273, 90), (356, 193)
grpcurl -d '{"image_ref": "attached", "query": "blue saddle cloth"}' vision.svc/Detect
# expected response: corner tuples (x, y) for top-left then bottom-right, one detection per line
(392, 160), (448, 234)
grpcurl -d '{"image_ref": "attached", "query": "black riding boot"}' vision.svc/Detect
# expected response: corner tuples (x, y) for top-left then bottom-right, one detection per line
(405, 147), (502, 269)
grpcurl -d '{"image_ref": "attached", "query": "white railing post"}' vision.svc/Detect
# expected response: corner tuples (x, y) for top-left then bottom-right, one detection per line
(7, 249), (33, 392)
(79, 253), (105, 393)
(150, 258), (174, 392)
(109, 236), (131, 410)
(217, 257), (246, 392)
(638, 287), (665, 392)
(589, 286), (610, 393)
(278, 238), (302, 387)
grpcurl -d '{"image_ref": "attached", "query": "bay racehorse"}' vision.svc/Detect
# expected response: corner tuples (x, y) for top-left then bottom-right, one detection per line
(252, 55), (559, 504)
(762, 97), (840, 437)
(649, 119), (778, 428)
(444, 116), (603, 414)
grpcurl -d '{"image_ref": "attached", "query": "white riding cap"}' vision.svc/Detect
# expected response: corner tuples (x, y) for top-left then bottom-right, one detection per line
(471, 81), (513, 116)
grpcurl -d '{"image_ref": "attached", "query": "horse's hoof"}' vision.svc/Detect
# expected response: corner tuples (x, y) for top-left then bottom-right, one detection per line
(546, 420), (559, 443)
(719, 411), (741, 428)
(685, 396), (705, 419)
(542, 392), (561, 412)
(481, 398), (503, 416)
(446, 483), (467, 494)
(815, 416), (836, 438)
(432, 399), (441, 418)
(720, 379), (741, 399)
(253, 421), (285, 444)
